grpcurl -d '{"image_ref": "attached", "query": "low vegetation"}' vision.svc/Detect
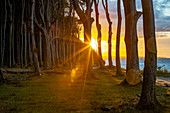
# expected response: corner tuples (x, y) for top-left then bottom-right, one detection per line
(157, 68), (170, 77)
(0, 67), (169, 113)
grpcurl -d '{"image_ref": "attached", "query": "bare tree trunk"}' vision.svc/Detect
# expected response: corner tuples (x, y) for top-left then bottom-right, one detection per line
(122, 0), (141, 85)
(20, 0), (25, 68)
(16, 24), (21, 65)
(7, 0), (13, 67)
(108, 23), (112, 67)
(1, 0), (7, 67)
(23, 23), (27, 66)
(102, 0), (113, 68)
(42, 35), (50, 70)
(116, 0), (122, 76)
(12, 2), (15, 67)
(0, 69), (5, 84)
(137, 0), (161, 110)
(37, 31), (43, 66)
(94, 0), (104, 68)
(0, 0), (2, 67)
(30, 0), (40, 76)
(27, 23), (33, 64)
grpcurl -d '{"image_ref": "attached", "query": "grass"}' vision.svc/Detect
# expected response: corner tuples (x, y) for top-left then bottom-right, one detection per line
(157, 69), (170, 77)
(139, 69), (170, 77)
(0, 66), (170, 113)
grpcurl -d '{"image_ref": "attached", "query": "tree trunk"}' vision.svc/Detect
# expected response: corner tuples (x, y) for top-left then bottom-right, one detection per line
(137, 0), (161, 110)
(24, 23), (27, 66)
(27, 24), (33, 64)
(12, 2), (15, 67)
(1, 0), (7, 67)
(7, 0), (13, 68)
(108, 23), (112, 68)
(37, 31), (43, 66)
(0, 0), (2, 67)
(102, 0), (113, 68)
(20, 0), (25, 68)
(0, 69), (5, 84)
(116, 0), (122, 76)
(122, 0), (141, 85)
(94, 0), (104, 68)
(41, 32), (51, 70)
(30, 0), (40, 76)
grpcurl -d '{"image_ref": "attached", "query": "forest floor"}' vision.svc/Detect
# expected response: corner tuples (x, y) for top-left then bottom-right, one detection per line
(0, 65), (170, 113)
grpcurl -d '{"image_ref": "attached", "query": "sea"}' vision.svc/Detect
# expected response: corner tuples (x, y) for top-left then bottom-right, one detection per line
(104, 58), (170, 71)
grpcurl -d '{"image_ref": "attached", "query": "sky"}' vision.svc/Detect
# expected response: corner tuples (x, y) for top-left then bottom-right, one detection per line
(79, 0), (170, 58)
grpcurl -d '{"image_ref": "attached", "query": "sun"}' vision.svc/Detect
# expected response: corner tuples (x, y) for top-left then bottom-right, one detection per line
(90, 38), (98, 50)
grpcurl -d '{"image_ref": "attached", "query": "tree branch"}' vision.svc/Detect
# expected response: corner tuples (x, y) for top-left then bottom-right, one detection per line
(72, 0), (87, 23)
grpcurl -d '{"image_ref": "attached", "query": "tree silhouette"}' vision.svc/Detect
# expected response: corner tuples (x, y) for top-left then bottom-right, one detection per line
(137, 0), (161, 110)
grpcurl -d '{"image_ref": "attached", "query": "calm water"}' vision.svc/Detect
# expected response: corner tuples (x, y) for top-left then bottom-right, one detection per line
(104, 58), (170, 71)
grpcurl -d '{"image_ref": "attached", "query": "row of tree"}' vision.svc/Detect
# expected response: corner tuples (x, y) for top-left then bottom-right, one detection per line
(0, 0), (161, 110)
(0, 0), (85, 75)
(72, 0), (160, 110)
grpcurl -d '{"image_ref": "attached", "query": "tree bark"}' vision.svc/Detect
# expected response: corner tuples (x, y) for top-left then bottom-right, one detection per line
(137, 0), (161, 110)
(122, 0), (141, 85)
(94, 0), (104, 68)
(0, 69), (5, 84)
(7, 0), (13, 67)
(23, 23), (27, 66)
(20, 0), (25, 68)
(37, 31), (43, 66)
(30, 0), (41, 76)
(1, 0), (7, 67)
(12, 2), (15, 67)
(0, 0), (2, 67)
(116, 0), (122, 76)
(102, 0), (113, 68)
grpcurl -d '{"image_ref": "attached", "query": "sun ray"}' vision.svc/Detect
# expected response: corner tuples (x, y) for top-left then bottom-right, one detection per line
(79, 47), (92, 112)
(61, 44), (91, 66)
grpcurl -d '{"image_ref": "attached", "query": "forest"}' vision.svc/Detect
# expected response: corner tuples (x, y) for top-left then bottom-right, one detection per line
(0, 0), (170, 112)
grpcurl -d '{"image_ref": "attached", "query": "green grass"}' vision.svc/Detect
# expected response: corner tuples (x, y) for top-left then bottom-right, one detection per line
(139, 69), (170, 77)
(157, 69), (170, 77)
(0, 67), (170, 113)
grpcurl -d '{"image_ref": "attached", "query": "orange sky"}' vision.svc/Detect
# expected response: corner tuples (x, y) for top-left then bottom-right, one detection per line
(80, 25), (170, 58)
(78, 0), (170, 58)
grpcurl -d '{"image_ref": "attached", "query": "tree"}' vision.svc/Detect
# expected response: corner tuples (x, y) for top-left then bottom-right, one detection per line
(0, 69), (5, 84)
(115, 0), (122, 76)
(0, 0), (7, 67)
(136, 0), (161, 110)
(122, 0), (142, 85)
(34, 0), (59, 70)
(7, 0), (13, 68)
(102, 0), (113, 68)
(30, 0), (41, 76)
(72, 0), (96, 79)
(94, 0), (104, 68)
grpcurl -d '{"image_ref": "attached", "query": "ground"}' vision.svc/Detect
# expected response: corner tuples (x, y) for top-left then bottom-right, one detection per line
(0, 65), (170, 113)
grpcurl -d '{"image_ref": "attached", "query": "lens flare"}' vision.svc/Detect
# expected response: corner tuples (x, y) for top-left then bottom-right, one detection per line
(90, 38), (98, 51)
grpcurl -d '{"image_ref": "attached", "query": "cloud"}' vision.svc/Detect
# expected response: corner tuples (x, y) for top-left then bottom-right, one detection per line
(153, 0), (170, 31)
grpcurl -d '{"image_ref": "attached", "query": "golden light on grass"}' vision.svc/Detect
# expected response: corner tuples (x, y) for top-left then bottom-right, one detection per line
(70, 68), (78, 83)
